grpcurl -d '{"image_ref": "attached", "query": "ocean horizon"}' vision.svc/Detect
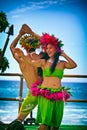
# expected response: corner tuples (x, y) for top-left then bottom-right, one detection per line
(0, 80), (87, 125)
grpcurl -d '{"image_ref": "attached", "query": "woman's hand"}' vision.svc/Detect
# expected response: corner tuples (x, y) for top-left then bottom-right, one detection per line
(61, 50), (66, 57)
(61, 50), (77, 69)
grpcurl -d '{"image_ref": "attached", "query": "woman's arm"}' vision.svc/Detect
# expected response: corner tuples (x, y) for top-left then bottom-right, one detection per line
(61, 51), (77, 69)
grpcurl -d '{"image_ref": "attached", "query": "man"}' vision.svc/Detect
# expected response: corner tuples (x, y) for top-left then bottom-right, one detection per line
(5, 24), (43, 130)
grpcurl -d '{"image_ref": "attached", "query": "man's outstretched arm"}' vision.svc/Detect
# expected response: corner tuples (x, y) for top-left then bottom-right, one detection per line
(10, 25), (25, 54)
(22, 24), (40, 39)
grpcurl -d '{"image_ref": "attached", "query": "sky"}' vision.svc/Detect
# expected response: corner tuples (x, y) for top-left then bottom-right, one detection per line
(0, 0), (87, 81)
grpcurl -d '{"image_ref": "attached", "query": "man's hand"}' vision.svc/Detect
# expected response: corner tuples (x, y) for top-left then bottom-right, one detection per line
(19, 27), (26, 36)
(14, 48), (24, 57)
(22, 24), (33, 35)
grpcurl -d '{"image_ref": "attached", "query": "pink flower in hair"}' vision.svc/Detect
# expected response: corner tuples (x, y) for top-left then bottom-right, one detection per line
(40, 33), (64, 52)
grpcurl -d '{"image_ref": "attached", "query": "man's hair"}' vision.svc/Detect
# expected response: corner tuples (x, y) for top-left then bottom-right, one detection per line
(28, 48), (35, 53)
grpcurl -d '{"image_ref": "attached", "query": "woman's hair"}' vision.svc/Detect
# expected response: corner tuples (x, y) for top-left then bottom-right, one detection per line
(37, 67), (43, 77)
(50, 52), (61, 73)
(28, 48), (35, 53)
(37, 52), (49, 77)
(37, 51), (60, 76)
(40, 52), (61, 73)
(40, 52), (49, 60)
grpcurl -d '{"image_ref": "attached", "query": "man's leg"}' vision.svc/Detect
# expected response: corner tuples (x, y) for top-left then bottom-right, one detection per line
(17, 91), (38, 121)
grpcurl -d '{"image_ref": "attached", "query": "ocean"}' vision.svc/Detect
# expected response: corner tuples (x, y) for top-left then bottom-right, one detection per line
(0, 80), (87, 125)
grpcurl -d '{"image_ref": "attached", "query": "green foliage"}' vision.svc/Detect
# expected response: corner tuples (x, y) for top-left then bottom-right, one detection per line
(0, 49), (9, 73)
(0, 11), (9, 32)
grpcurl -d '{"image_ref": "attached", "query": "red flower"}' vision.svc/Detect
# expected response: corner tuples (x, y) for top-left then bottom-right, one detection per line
(40, 33), (63, 52)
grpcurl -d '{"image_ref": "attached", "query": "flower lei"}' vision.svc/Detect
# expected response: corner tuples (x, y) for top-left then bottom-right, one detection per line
(19, 35), (41, 51)
(30, 81), (71, 102)
(40, 33), (64, 52)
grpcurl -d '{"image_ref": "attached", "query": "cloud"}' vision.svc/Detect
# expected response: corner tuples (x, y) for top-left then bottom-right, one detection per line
(8, 0), (80, 19)
(8, 0), (59, 17)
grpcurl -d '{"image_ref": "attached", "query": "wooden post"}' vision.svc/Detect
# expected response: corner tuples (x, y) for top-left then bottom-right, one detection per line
(18, 76), (23, 112)
(0, 25), (14, 61)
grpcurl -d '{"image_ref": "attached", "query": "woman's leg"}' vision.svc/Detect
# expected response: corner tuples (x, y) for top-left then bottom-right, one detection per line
(38, 124), (48, 130)
(48, 126), (51, 130)
(50, 127), (59, 130)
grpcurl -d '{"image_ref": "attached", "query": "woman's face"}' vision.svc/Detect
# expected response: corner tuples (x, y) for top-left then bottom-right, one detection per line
(46, 44), (57, 58)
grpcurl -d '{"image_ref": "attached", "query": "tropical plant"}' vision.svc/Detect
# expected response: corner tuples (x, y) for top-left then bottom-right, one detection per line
(0, 11), (9, 32)
(0, 49), (9, 72)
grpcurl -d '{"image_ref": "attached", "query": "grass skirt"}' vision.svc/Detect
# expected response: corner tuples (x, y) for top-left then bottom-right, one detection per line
(36, 96), (64, 127)
(30, 83), (71, 127)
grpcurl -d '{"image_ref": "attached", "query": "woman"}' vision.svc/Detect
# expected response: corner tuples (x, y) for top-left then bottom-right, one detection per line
(17, 33), (77, 130)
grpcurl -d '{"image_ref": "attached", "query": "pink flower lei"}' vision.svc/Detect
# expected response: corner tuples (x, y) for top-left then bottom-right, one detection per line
(30, 81), (71, 102)
(40, 33), (64, 52)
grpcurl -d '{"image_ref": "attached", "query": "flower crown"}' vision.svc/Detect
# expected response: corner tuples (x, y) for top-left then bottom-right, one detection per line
(40, 33), (64, 52)
(19, 35), (41, 51)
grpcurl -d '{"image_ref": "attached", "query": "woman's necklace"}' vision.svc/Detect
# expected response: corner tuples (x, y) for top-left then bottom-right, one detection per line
(48, 59), (54, 63)
(48, 59), (60, 63)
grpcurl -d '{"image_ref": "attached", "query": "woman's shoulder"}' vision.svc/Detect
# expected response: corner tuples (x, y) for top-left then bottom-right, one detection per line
(59, 60), (66, 63)
(56, 60), (66, 69)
